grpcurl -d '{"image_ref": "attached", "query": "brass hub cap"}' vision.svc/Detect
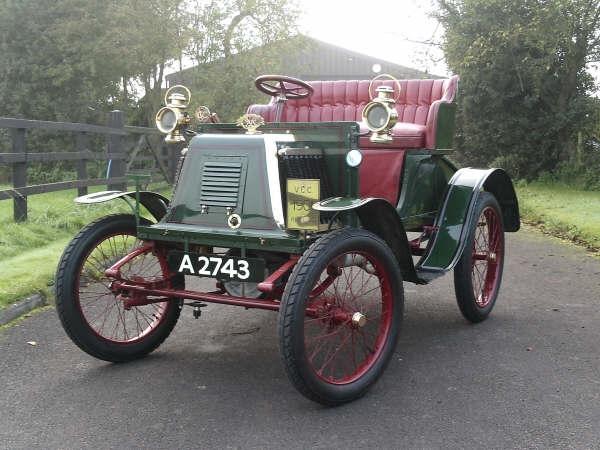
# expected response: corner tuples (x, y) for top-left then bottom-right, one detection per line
(351, 312), (367, 328)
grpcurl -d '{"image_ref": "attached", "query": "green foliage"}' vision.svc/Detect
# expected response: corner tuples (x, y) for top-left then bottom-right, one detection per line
(0, 0), (122, 122)
(437, 0), (600, 180)
(186, 37), (311, 121)
(0, 0), (299, 187)
(0, 0), (299, 125)
(132, 0), (300, 125)
(536, 137), (600, 190)
(152, 0), (300, 124)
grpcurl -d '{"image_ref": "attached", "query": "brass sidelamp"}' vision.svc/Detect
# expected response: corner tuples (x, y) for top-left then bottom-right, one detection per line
(362, 74), (401, 143)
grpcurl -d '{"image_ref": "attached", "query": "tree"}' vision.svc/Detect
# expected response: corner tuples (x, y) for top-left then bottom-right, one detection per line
(0, 0), (126, 122)
(0, 0), (299, 184)
(110, 0), (190, 125)
(176, 0), (300, 122)
(189, 39), (309, 121)
(129, 0), (300, 125)
(436, 0), (600, 179)
(0, 0), (299, 125)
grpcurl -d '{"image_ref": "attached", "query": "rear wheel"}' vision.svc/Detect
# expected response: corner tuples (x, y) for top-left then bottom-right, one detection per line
(278, 229), (404, 405)
(55, 214), (183, 362)
(454, 192), (505, 323)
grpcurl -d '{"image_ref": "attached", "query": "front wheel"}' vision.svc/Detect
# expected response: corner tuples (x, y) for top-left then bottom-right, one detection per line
(55, 214), (183, 362)
(278, 229), (404, 406)
(454, 192), (505, 323)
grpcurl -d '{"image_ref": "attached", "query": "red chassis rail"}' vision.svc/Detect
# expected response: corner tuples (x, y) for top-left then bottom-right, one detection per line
(104, 243), (300, 313)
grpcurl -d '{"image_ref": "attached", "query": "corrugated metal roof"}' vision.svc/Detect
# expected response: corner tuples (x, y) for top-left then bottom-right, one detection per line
(166, 35), (439, 86)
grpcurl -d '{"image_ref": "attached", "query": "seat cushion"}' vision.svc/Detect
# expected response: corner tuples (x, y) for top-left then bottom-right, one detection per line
(359, 122), (426, 149)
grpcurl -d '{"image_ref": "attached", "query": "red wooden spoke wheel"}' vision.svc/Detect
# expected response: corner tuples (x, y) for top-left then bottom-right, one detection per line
(77, 234), (170, 344)
(278, 229), (404, 406)
(56, 214), (183, 362)
(454, 192), (505, 323)
(471, 206), (503, 307)
(304, 252), (393, 384)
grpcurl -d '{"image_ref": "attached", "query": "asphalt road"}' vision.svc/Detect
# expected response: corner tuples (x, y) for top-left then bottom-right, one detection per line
(1, 227), (600, 449)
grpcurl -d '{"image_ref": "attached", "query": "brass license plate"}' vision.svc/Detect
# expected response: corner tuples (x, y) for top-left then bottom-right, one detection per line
(286, 179), (320, 231)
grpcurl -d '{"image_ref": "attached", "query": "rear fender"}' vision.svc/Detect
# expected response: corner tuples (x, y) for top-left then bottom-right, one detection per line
(75, 190), (169, 222)
(314, 197), (421, 283)
(417, 168), (520, 279)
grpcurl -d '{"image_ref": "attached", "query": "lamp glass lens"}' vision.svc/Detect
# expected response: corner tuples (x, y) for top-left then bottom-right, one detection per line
(366, 104), (389, 129)
(160, 109), (177, 131)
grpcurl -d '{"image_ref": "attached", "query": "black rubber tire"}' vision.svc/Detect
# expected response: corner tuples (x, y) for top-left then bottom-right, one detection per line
(55, 214), (182, 362)
(454, 192), (505, 323)
(278, 228), (404, 406)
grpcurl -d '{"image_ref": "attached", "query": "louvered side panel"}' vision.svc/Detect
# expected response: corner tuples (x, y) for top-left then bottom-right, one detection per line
(199, 161), (242, 208)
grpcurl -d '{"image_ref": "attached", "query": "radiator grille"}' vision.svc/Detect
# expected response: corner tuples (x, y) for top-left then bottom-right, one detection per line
(279, 154), (333, 199)
(199, 161), (242, 208)
(279, 153), (333, 224)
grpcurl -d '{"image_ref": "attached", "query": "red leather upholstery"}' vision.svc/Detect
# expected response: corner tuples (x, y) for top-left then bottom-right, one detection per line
(358, 149), (406, 201)
(247, 76), (459, 150)
(247, 77), (459, 205)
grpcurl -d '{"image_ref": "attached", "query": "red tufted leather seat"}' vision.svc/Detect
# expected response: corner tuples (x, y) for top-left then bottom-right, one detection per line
(247, 76), (459, 205)
(248, 76), (459, 149)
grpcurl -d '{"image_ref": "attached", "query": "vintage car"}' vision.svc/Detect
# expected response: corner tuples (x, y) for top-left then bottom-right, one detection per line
(55, 74), (520, 405)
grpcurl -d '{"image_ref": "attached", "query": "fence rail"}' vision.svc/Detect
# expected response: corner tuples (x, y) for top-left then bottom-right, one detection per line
(0, 111), (179, 222)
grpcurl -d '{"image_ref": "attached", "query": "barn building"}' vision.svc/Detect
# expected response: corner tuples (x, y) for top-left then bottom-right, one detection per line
(165, 35), (438, 87)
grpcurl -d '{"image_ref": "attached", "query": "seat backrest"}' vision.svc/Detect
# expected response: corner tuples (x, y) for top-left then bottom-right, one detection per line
(247, 77), (459, 125)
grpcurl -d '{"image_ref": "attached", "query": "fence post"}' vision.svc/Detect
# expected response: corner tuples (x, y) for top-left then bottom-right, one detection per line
(11, 128), (27, 222)
(76, 132), (89, 196)
(106, 110), (126, 191)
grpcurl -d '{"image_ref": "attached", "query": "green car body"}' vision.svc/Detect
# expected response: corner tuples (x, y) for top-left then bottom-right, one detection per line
(62, 76), (521, 405)
(104, 120), (520, 285)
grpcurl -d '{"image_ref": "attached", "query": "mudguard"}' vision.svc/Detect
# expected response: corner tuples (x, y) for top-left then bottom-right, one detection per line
(314, 197), (421, 283)
(74, 190), (170, 221)
(417, 168), (520, 280)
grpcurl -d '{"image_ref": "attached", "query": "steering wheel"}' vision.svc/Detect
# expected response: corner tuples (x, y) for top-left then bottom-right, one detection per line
(255, 75), (314, 100)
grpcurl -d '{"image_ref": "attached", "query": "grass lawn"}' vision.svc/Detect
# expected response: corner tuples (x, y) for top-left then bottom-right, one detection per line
(516, 181), (600, 251)
(0, 184), (167, 309)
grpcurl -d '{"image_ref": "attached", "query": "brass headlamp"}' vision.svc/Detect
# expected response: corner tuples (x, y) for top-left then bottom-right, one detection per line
(155, 85), (191, 143)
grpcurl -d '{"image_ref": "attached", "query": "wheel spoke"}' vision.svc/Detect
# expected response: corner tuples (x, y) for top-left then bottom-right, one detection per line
(302, 250), (393, 384)
(469, 206), (503, 308)
(76, 231), (172, 344)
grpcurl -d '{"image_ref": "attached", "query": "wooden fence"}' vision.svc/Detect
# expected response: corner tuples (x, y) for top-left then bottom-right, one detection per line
(0, 111), (179, 221)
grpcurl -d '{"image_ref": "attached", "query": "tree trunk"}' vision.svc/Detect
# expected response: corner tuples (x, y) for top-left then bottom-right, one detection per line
(122, 75), (128, 112)
(223, 11), (251, 57)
